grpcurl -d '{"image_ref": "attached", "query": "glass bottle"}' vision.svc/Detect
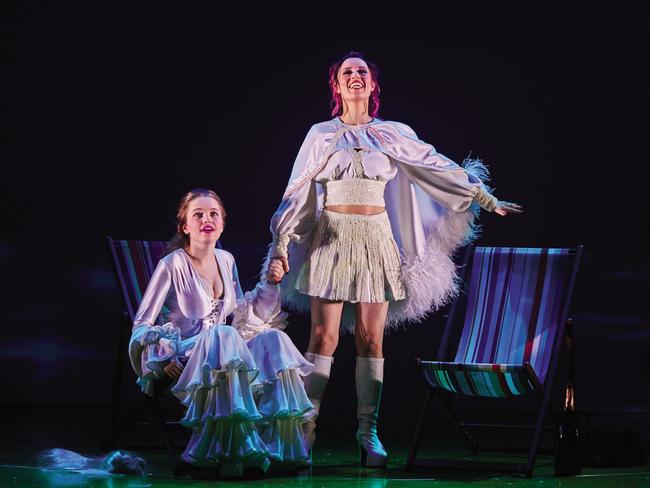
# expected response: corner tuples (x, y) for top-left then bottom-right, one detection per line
(554, 383), (582, 476)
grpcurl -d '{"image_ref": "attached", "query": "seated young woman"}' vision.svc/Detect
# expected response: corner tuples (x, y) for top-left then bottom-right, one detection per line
(128, 188), (314, 478)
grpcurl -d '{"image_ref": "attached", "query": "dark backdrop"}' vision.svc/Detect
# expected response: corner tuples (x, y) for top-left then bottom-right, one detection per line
(1, 3), (648, 441)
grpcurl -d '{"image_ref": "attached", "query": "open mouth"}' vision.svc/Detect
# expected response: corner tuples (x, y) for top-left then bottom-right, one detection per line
(201, 225), (215, 232)
(348, 81), (364, 89)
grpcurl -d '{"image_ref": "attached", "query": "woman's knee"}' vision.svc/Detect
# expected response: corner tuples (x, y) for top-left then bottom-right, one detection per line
(259, 327), (285, 339)
(248, 327), (285, 349)
(355, 335), (383, 356)
(309, 326), (339, 354)
(205, 324), (239, 341)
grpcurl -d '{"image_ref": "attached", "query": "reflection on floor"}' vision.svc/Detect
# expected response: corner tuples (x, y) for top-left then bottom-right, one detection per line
(2, 443), (650, 488)
(1, 405), (648, 487)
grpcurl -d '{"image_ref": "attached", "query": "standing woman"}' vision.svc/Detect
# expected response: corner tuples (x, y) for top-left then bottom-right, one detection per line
(265, 51), (522, 467)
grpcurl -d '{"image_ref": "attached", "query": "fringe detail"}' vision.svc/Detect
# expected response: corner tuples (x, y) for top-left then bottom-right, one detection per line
(295, 211), (404, 304)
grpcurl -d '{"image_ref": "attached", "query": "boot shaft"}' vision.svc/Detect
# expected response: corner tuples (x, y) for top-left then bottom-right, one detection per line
(355, 356), (384, 427)
(355, 356), (388, 467)
(304, 352), (334, 412)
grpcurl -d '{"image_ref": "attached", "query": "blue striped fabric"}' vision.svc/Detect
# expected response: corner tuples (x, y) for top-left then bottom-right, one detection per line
(421, 247), (575, 397)
(108, 239), (167, 320)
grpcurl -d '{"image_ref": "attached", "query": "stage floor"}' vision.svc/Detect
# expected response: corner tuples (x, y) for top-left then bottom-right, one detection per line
(2, 443), (649, 487)
(2, 406), (648, 487)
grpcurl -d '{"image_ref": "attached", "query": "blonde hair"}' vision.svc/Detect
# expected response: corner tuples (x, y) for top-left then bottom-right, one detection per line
(165, 188), (226, 255)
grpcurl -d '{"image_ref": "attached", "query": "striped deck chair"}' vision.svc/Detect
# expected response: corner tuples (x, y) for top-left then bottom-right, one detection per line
(102, 237), (178, 468)
(407, 245), (583, 477)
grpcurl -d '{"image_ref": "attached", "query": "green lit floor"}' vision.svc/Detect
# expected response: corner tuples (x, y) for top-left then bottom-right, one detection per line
(2, 444), (649, 488)
(2, 406), (648, 487)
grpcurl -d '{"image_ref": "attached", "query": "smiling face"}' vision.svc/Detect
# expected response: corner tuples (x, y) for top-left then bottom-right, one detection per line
(334, 57), (376, 104)
(182, 196), (224, 245)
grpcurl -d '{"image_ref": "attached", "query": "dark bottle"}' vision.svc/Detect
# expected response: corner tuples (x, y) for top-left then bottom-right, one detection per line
(554, 383), (582, 476)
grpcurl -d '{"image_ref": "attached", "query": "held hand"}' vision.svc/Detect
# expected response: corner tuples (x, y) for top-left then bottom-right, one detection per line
(494, 201), (524, 217)
(163, 357), (185, 380)
(267, 259), (286, 284)
(272, 256), (290, 274)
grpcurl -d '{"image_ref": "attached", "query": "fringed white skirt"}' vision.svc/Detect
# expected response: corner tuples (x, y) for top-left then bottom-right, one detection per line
(296, 209), (406, 303)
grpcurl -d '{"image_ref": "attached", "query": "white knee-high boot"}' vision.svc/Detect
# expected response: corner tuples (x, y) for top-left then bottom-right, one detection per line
(302, 352), (334, 452)
(356, 356), (388, 467)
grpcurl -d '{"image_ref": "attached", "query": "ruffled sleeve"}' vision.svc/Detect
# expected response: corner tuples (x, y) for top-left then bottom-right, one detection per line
(381, 122), (498, 212)
(230, 258), (289, 341)
(128, 259), (181, 395)
(132, 323), (181, 395)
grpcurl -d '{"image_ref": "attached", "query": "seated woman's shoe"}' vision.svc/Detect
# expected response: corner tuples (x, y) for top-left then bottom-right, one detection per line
(243, 456), (271, 479)
(218, 460), (244, 478)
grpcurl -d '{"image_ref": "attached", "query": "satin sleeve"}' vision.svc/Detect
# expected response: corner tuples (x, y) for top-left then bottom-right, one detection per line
(230, 259), (289, 341)
(269, 180), (318, 258)
(128, 259), (180, 392)
(385, 122), (498, 212)
(132, 260), (172, 329)
(269, 125), (321, 258)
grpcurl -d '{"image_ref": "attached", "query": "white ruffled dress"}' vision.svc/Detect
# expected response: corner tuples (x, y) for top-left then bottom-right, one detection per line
(128, 248), (313, 469)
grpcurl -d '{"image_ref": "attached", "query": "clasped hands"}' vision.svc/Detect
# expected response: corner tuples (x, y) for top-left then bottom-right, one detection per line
(268, 256), (289, 284)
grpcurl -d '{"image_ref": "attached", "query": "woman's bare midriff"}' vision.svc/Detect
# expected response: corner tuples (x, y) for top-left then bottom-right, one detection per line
(325, 205), (385, 215)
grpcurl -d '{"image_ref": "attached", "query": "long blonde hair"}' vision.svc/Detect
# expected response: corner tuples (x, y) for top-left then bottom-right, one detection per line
(165, 188), (226, 255)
